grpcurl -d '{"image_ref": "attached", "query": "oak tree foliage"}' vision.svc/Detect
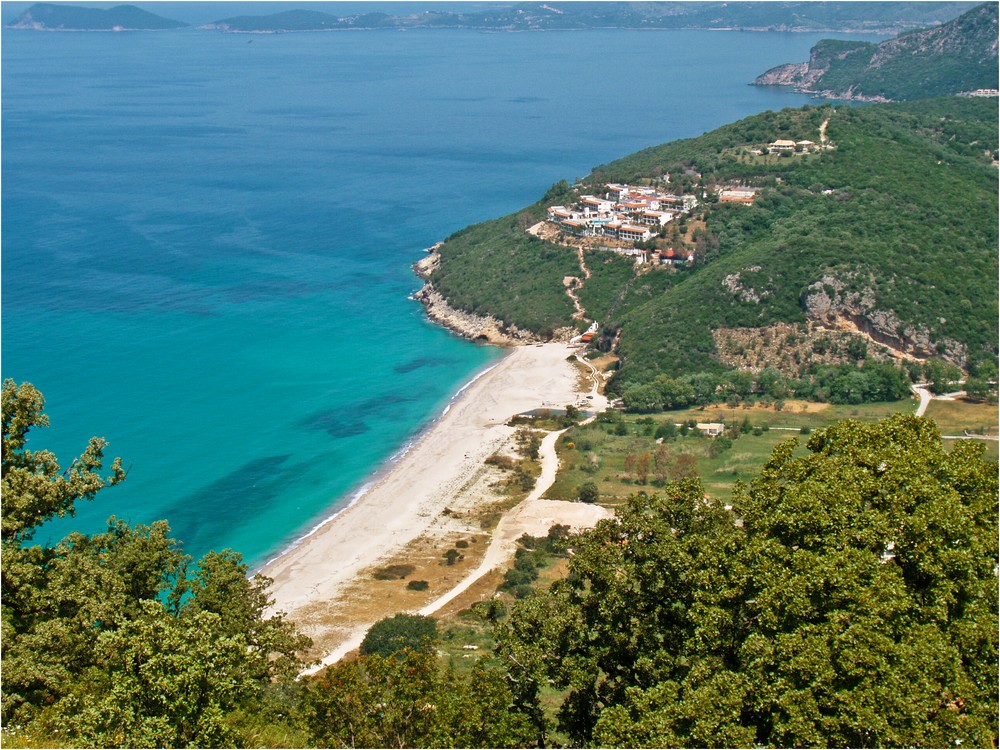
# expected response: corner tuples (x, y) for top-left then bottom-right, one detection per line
(494, 415), (998, 748)
(1, 380), (310, 747)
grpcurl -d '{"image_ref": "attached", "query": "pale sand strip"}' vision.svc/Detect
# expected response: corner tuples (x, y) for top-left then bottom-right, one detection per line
(301, 429), (613, 675)
(262, 343), (591, 658)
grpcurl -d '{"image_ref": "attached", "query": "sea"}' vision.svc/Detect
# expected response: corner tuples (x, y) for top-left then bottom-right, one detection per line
(1, 22), (883, 569)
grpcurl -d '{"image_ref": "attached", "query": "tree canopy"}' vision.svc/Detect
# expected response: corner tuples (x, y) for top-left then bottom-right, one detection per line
(1, 380), (310, 747)
(494, 415), (998, 747)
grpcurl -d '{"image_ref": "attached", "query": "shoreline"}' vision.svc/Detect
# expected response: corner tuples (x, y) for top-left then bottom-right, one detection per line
(256, 354), (507, 573)
(259, 340), (588, 658)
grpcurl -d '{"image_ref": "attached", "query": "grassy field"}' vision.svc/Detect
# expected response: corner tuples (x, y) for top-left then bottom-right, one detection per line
(544, 397), (997, 505)
(924, 399), (999, 461)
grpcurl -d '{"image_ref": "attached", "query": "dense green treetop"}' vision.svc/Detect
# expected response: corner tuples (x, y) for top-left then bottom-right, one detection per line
(302, 650), (538, 748)
(1, 380), (309, 747)
(359, 613), (439, 658)
(4, 380), (995, 747)
(494, 414), (998, 747)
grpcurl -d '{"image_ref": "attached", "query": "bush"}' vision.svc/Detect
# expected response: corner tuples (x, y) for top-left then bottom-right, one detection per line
(578, 481), (600, 504)
(359, 614), (438, 657)
(406, 580), (429, 591)
(485, 453), (518, 470)
(373, 564), (415, 580)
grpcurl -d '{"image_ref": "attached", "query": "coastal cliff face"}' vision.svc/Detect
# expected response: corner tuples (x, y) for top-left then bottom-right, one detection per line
(753, 61), (814, 88)
(753, 40), (887, 100)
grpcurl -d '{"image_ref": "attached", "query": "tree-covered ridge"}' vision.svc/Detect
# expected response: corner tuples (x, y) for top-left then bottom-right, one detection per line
(5, 2), (982, 35)
(428, 206), (580, 339)
(753, 2), (999, 100)
(198, 2), (977, 34)
(8, 3), (186, 30)
(430, 98), (998, 393)
(599, 98), (998, 388)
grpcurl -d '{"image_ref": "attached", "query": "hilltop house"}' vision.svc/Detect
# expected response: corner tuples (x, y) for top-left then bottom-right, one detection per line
(658, 247), (694, 266)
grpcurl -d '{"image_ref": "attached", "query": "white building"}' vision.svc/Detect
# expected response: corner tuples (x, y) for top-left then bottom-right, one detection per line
(579, 195), (615, 214)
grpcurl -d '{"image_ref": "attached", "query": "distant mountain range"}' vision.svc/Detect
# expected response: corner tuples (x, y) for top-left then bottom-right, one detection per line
(7, 1), (981, 34)
(8, 3), (186, 30)
(753, 2), (999, 100)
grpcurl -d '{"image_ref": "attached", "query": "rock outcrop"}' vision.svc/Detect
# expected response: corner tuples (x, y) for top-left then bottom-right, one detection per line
(801, 274), (967, 367)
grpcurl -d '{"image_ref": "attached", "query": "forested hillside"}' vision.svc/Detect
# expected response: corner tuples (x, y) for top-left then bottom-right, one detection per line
(429, 97), (998, 397)
(753, 2), (999, 101)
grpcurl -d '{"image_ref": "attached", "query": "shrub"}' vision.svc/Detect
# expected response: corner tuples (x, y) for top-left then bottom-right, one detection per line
(406, 580), (429, 591)
(485, 453), (518, 470)
(373, 564), (415, 580)
(359, 614), (438, 657)
(578, 481), (600, 504)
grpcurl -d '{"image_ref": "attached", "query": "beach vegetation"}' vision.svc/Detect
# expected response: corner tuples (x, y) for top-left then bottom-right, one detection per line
(373, 563), (417, 580)
(484, 452), (518, 470)
(499, 529), (572, 600)
(509, 408), (579, 430)
(515, 427), (543, 460)
(359, 613), (438, 658)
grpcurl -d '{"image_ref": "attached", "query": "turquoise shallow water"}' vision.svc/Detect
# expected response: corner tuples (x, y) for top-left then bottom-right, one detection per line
(1, 25), (880, 567)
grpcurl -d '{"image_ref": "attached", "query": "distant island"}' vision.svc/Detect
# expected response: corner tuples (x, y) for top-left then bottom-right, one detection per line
(200, 2), (981, 34)
(7, 2), (186, 31)
(7, 1), (981, 34)
(753, 2), (999, 101)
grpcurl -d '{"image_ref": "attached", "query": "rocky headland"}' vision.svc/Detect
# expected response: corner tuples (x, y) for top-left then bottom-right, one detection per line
(413, 252), (574, 346)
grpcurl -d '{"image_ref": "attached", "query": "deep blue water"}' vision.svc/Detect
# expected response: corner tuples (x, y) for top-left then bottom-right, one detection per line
(2, 25), (881, 567)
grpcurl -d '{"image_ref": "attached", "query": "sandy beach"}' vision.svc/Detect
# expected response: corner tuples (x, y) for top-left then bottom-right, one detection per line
(261, 341), (605, 663)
